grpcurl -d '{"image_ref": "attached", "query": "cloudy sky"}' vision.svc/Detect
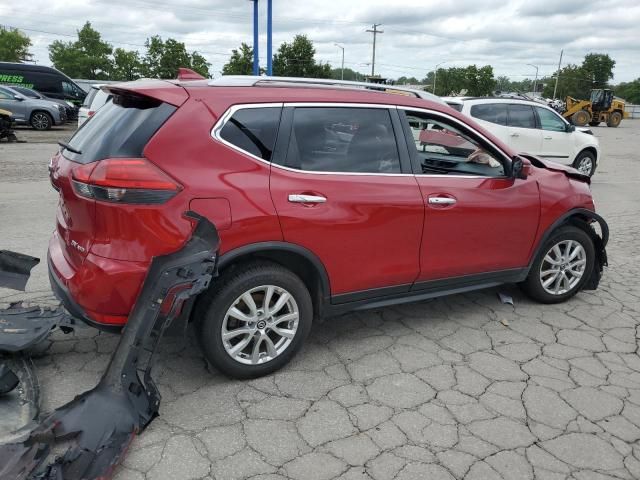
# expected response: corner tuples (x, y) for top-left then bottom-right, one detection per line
(2, 0), (639, 83)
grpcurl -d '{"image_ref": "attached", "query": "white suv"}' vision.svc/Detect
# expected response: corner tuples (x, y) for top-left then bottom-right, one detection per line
(445, 97), (600, 176)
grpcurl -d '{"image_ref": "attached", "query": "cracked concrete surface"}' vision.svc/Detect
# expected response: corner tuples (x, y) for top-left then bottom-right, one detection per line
(1, 123), (639, 479)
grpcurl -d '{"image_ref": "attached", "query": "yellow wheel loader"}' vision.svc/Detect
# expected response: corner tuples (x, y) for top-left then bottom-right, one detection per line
(563, 89), (627, 128)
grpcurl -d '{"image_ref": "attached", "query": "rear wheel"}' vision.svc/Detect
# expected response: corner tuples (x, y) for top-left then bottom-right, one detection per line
(571, 110), (591, 126)
(520, 226), (595, 304)
(573, 150), (596, 177)
(607, 111), (622, 128)
(30, 111), (52, 131)
(196, 262), (313, 379)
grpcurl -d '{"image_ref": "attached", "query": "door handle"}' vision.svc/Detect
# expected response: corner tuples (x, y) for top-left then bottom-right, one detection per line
(544, 136), (552, 140)
(428, 196), (457, 206)
(510, 132), (520, 137)
(288, 194), (327, 204)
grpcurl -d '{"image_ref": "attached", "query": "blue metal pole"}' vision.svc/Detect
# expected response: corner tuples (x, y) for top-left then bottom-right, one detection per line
(267, 0), (273, 76)
(252, 0), (259, 75)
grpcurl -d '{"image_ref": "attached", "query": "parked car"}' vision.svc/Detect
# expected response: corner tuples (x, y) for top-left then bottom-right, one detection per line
(10, 85), (77, 121)
(77, 84), (111, 128)
(0, 62), (86, 107)
(444, 97), (600, 176)
(0, 85), (65, 130)
(47, 77), (608, 379)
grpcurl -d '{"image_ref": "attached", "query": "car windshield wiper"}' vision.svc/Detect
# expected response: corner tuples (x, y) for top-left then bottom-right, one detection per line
(57, 141), (82, 155)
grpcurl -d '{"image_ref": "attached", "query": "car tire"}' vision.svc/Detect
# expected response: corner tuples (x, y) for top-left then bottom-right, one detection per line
(30, 111), (52, 131)
(607, 111), (622, 128)
(573, 150), (596, 177)
(196, 261), (313, 379)
(520, 225), (595, 304)
(571, 110), (591, 126)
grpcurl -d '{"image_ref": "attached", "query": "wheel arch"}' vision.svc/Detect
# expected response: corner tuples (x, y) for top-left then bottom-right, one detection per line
(574, 146), (598, 164)
(215, 242), (331, 319)
(528, 208), (608, 288)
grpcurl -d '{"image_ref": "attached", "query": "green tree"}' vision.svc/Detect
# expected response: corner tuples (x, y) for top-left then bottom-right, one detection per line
(142, 36), (210, 78)
(329, 67), (366, 81)
(581, 53), (615, 88)
(111, 48), (143, 81)
(0, 27), (32, 62)
(432, 65), (495, 96)
(49, 22), (113, 79)
(541, 64), (593, 99)
(615, 78), (640, 104)
(272, 35), (331, 78)
(222, 43), (254, 75)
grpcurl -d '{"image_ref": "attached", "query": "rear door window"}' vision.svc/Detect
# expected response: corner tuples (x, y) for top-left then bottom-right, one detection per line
(282, 107), (401, 174)
(470, 103), (507, 126)
(64, 94), (176, 164)
(219, 107), (282, 161)
(507, 104), (537, 129)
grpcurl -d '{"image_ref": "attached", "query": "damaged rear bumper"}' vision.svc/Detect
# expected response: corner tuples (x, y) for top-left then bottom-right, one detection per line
(0, 211), (220, 480)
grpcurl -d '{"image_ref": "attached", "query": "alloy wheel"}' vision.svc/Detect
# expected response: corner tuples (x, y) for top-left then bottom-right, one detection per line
(539, 240), (587, 295)
(576, 156), (593, 176)
(221, 285), (299, 365)
(31, 113), (50, 130)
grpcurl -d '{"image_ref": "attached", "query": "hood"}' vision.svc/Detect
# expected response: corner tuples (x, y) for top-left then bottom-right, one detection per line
(520, 154), (590, 184)
(30, 98), (60, 111)
(576, 126), (594, 135)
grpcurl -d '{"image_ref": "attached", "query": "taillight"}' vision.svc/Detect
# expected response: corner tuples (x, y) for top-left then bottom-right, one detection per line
(71, 158), (181, 204)
(88, 111), (95, 117)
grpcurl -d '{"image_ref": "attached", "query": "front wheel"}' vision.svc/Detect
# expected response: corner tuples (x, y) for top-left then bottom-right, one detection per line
(607, 111), (622, 128)
(30, 111), (52, 131)
(520, 226), (595, 304)
(196, 262), (313, 379)
(573, 151), (596, 177)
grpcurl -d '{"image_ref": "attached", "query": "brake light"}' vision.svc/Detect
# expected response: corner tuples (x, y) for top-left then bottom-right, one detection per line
(88, 111), (95, 117)
(72, 158), (181, 204)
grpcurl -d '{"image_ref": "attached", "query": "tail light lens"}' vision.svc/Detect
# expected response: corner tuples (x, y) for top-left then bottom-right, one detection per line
(88, 111), (95, 117)
(72, 158), (181, 204)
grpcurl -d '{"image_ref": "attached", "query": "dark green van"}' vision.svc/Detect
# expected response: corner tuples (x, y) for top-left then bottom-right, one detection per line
(0, 62), (86, 106)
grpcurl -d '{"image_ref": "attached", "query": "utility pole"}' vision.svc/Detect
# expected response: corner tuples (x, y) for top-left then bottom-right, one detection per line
(432, 61), (446, 94)
(366, 23), (383, 77)
(335, 43), (345, 80)
(553, 49), (563, 100)
(251, 0), (259, 76)
(266, 0), (273, 76)
(527, 64), (539, 95)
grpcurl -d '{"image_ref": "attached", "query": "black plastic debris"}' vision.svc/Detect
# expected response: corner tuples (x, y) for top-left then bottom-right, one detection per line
(0, 251), (40, 291)
(0, 211), (219, 480)
(0, 361), (19, 395)
(0, 305), (72, 353)
(0, 356), (40, 444)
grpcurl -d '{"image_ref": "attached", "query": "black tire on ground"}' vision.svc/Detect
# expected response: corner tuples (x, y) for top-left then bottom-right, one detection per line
(571, 110), (591, 126)
(572, 150), (597, 177)
(520, 225), (595, 304)
(607, 111), (622, 128)
(588, 121), (600, 127)
(196, 261), (313, 379)
(30, 111), (52, 131)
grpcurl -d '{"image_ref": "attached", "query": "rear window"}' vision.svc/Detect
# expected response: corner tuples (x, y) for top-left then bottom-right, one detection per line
(507, 104), (536, 129)
(219, 107), (282, 161)
(64, 93), (176, 164)
(470, 103), (508, 126)
(82, 88), (98, 108)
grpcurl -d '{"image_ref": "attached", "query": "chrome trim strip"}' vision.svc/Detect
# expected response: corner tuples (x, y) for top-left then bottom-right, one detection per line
(210, 102), (502, 180)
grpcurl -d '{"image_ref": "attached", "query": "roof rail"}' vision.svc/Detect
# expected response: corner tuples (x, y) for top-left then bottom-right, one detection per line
(208, 76), (446, 104)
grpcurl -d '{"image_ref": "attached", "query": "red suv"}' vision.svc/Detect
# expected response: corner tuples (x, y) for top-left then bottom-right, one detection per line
(48, 77), (608, 378)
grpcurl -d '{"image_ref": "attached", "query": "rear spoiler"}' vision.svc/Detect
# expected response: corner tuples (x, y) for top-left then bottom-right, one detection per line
(102, 79), (189, 107)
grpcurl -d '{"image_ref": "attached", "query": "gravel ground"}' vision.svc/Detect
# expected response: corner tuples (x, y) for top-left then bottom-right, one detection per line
(0, 121), (639, 480)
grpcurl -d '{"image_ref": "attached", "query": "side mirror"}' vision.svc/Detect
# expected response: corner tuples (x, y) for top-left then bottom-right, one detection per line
(566, 123), (575, 133)
(14, 95), (24, 101)
(512, 156), (532, 180)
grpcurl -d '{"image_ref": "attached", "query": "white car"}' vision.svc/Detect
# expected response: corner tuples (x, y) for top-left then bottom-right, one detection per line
(77, 84), (111, 128)
(445, 97), (600, 176)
